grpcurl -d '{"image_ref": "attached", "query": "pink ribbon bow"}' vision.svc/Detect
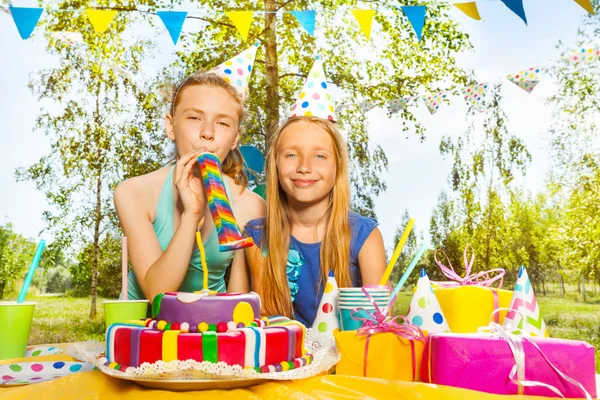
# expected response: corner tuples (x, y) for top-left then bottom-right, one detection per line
(350, 288), (425, 377)
(433, 244), (506, 288)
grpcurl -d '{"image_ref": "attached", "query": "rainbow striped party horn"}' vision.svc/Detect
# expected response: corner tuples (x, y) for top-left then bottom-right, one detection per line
(197, 152), (254, 252)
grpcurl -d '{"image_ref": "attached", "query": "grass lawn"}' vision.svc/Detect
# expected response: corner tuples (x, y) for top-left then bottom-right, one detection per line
(13, 291), (600, 372)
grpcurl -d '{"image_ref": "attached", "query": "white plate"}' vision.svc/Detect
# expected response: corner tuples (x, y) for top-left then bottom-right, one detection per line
(25, 346), (63, 357)
(103, 371), (265, 391)
(0, 361), (94, 386)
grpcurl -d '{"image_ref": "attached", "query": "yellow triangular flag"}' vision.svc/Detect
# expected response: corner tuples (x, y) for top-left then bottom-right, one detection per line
(225, 11), (254, 41)
(574, 0), (595, 14)
(86, 9), (117, 33)
(453, 2), (482, 20)
(351, 9), (375, 40)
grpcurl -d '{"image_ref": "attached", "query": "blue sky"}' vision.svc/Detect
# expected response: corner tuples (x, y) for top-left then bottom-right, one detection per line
(0, 1), (589, 253)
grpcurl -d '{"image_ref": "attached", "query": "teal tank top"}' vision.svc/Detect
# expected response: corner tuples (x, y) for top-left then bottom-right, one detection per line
(126, 167), (235, 299)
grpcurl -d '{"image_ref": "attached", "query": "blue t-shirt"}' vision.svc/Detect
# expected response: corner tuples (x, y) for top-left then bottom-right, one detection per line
(244, 211), (378, 326)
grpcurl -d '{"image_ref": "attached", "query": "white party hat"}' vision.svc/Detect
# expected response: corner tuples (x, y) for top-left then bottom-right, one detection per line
(312, 270), (339, 340)
(290, 56), (337, 121)
(406, 269), (450, 335)
(208, 43), (259, 99)
(503, 266), (549, 337)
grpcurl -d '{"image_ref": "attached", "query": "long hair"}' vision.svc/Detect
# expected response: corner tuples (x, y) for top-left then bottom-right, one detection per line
(261, 116), (352, 318)
(169, 73), (248, 189)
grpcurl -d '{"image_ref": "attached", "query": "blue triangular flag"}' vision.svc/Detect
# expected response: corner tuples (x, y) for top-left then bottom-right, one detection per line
(157, 10), (187, 45)
(9, 6), (43, 40)
(401, 6), (426, 41)
(500, 0), (527, 25)
(290, 10), (316, 36)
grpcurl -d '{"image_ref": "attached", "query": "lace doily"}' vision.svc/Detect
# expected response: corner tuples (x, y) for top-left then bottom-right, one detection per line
(67, 328), (339, 381)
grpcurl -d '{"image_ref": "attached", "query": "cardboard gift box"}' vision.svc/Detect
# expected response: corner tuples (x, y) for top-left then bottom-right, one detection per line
(421, 332), (597, 398)
(334, 330), (424, 381)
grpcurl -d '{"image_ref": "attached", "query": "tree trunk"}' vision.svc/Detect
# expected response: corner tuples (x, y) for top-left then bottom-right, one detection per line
(558, 273), (564, 297)
(89, 171), (102, 320)
(89, 90), (103, 320)
(0, 283), (4, 299)
(581, 274), (587, 302)
(263, 0), (280, 138)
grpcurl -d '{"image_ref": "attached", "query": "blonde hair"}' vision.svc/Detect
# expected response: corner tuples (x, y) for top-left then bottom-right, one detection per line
(260, 116), (352, 318)
(169, 73), (248, 188)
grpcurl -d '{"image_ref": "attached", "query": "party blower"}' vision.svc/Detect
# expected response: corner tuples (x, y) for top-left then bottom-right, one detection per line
(197, 152), (254, 252)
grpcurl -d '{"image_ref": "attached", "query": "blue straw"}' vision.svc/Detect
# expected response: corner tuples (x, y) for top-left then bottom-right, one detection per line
(17, 239), (46, 303)
(390, 242), (427, 301)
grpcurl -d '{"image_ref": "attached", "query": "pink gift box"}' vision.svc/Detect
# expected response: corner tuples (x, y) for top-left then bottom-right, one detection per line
(421, 333), (597, 398)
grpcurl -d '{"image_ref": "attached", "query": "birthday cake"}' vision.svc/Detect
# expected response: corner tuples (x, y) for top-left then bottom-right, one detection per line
(104, 291), (312, 372)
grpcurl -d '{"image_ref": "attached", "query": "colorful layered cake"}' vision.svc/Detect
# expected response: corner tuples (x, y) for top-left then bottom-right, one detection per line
(104, 291), (312, 373)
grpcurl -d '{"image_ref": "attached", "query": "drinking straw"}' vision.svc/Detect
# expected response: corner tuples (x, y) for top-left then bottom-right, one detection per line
(390, 242), (427, 301)
(17, 239), (46, 303)
(379, 218), (415, 285)
(122, 236), (128, 300)
(196, 223), (209, 292)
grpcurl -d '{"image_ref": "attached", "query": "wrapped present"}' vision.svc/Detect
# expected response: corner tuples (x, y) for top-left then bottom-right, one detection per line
(334, 288), (425, 381)
(421, 329), (596, 398)
(432, 245), (511, 333)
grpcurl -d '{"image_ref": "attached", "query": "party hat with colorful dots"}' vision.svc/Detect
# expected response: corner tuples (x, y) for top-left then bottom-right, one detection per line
(406, 269), (450, 335)
(506, 67), (541, 93)
(208, 43), (259, 99)
(290, 56), (337, 122)
(312, 270), (339, 341)
(503, 266), (549, 337)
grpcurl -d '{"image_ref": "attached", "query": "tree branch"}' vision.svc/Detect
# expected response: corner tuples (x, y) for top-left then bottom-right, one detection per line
(275, 0), (297, 11)
(279, 73), (306, 80)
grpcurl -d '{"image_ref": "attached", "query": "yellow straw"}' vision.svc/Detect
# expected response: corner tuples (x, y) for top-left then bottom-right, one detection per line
(196, 221), (208, 292)
(379, 218), (415, 285)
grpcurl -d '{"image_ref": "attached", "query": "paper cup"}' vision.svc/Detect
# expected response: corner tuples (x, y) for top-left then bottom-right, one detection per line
(103, 300), (149, 328)
(338, 308), (378, 331)
(0, 301), (36, 360)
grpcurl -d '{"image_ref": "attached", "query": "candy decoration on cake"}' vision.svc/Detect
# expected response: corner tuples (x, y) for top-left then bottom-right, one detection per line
(461, 83), (489, 112)
(208, 43), (258, 99)
(422, 91), (447, 115)
(312, 270), (339, 340)
(289, 55), (337, 122)
(503, 266), (549, 337)
(506, 67), (541, 93)
(406, 269), (450, 335)
(197, 152), (254, 252)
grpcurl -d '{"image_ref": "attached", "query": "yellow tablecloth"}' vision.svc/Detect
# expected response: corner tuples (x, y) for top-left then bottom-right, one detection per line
(0, 344), (594, 399)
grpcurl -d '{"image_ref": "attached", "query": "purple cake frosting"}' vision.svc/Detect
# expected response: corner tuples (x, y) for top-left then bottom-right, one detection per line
(153, 291), (262, 325)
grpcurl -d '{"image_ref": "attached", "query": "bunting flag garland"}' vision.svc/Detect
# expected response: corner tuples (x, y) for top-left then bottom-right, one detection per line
(1, 0), (10, 15)
(461, 82), (489, 112)
(157, 11), (187, 45)
(574, 0), (595, 14)
(351, 9), (375, 40)
(225, 11), (254, 41)
(499, 0), (527, 25)
(453, 2), (481, 20)
(360, 99), (379, 113)
(401, 6), (427, 41)
(506, 67), (541, 93)
(85, 9), (117, 33)
(49, 31), (84, 47)
(423, 91), (446, 114)
(290, 10), (316, 36)
(9, 6), (43, 40)
(388, 97), (412, 114)
(564, 40), (600, 63)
